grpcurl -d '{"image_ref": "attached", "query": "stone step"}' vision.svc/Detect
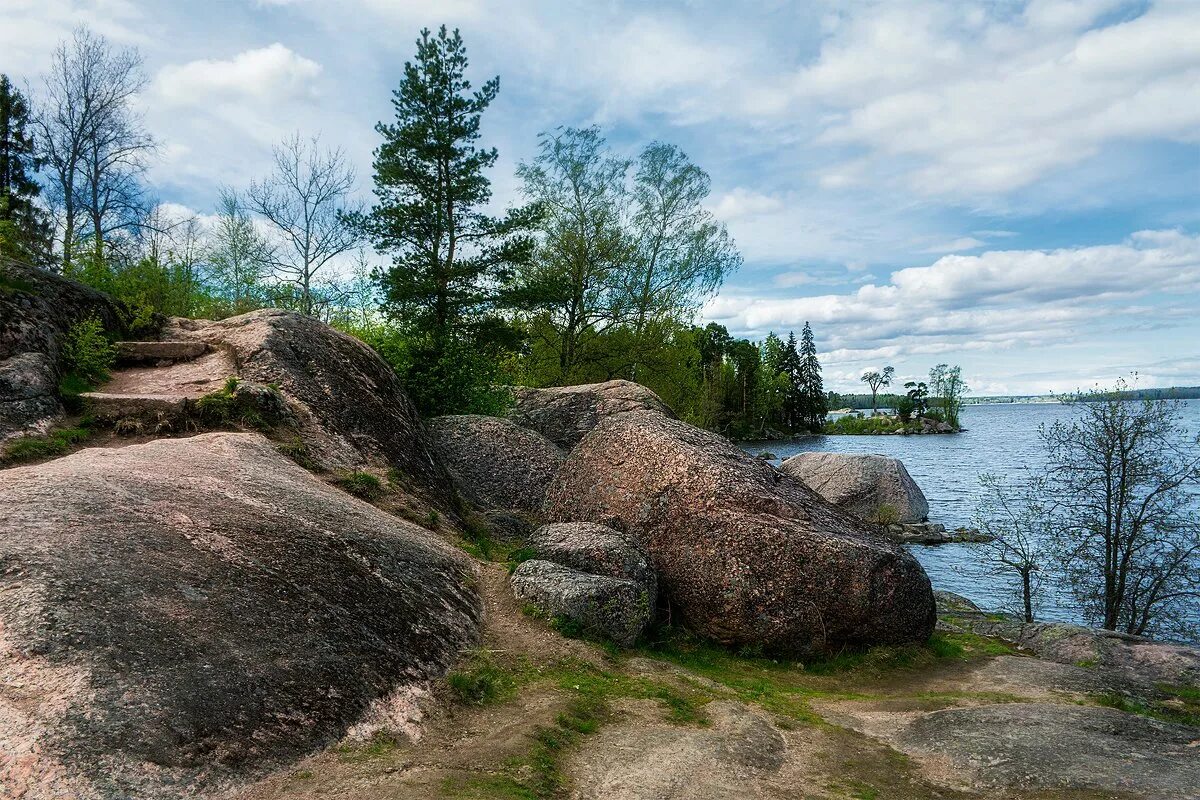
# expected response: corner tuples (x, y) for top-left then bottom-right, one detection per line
(80, 392), (192, 422)
(115, 341), (208, 365)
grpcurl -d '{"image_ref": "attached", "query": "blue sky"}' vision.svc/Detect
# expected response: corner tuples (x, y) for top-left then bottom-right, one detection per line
(4, 0), (1199, 394)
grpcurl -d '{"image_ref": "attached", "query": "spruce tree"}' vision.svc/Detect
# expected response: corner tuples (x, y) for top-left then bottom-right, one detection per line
(354, 26), (539, 414)
(797, 321), (827, 431)
(781, 331), (803, 429)
(0, 74), (52, 265)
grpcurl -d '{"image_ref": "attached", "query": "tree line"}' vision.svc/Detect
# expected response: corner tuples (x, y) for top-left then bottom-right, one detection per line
(0, 24), (839, 431)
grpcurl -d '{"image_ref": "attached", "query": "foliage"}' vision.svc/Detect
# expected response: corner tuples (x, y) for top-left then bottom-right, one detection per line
(447, 652), (526, 706)
(824, 414), (917, 435)
(351, 26), (538, 415)
(1, 425), (92, 464)
(975, 472), (1055, 622)
(207, 188), (273, 314)
(1044, 382), (1200, 638)
(0, 75), (53, 264)
(334, 470), (384, 501)
(859, 366), (895, 414)
(871, 503), (902, 526)
(61, 315), (115, 386)
(929, 363), (968, 428)
(895, 395), (915, 421)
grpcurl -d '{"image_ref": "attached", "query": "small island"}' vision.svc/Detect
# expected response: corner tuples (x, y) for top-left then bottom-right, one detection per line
(823, 364), (966, 435)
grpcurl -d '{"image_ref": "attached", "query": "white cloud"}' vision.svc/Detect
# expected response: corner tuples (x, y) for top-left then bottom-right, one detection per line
(153, 43), (322, 106)
(920, 237), (985, 254)
(709, 188), (784, 222)
(704, 230), (1200, 364)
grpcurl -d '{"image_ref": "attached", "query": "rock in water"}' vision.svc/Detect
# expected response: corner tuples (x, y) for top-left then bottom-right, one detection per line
(0, 260), (129, 442)
(544, 410), (935, 653)
(511, 522), (657, 647)
(0, 433), (481, 799)
(507, 379), (674, 449)
(779, 452), (929, 523)
(167, 311), (454, 505)
(428, 414), (565, 514)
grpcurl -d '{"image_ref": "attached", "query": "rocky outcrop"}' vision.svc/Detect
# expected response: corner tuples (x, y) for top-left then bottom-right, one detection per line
(167, 311), (455, 505)
(544, 409), (936, 653)
(779, 452), (929, 523)
(511, 522), (657, 647)
(0, 259), (130, 441)
(0, 432), (481, 799)
(428, 414), (565, 514)
(884, 522), (993, 545)
(867, 703), (1198, 799)
(937, 592), (1200, 688)
(507, 379), (674, 450)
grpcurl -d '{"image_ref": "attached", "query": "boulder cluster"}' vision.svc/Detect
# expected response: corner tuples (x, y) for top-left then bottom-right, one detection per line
(1, 262), (939, 798)
(435, 382), (937, 654)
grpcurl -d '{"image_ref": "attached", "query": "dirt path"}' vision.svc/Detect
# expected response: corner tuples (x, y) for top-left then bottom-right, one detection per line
(229, 561), (1187, 800)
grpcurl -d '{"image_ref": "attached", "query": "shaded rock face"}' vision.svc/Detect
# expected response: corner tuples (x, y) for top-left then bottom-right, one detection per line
(0, 260), (129, 441)
(511, 561), (651, 648)
(779, 452), (929, 523)
(428, 414), (565, 514)
(0, 433), (481, 799)
(507, 379), (674, 449)
(511, 522), (657, 647)
(529, 522), (657, 597)
(545, 410), (936, 654)
(168, 311), (454, 505)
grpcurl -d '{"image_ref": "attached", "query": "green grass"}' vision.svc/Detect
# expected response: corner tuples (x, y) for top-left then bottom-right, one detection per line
(447, 653), (531, 706)
(334, 728), (402, 763)
(1, 425), (93, 464)
(1095, 686), (1200, 728)
(442, 656), (713, 799)
(334, 470), (385, 501)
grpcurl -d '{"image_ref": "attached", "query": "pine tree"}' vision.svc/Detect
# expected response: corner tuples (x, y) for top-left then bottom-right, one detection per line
(781, 331), (803, 429)
(797, 321), (827, 431)
(0, 74), (52, 264)
(354, 26), (539, 414)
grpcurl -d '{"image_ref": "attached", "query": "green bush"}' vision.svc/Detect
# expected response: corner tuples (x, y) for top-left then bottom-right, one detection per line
(871, 504), (901, 526)
(334, 470), (384, 500)
(61, 316), (116, 387)
(895, 396), (915, 422)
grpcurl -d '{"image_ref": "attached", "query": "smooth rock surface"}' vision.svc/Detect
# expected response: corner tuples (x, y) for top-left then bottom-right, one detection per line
(428, 414), (565, 514)
(510, 559), (652, 647)
(779, 452), (929, 523)
(890, 703), (1199, 799)
(0, 433), (481, 799)
(545, 409), (936, 653)
(507, 379), (673, 450)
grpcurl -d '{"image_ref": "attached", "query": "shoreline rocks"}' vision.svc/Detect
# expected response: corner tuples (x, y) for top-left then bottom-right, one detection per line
(886, 522), (994, 545)
(544, 407), (936, 654)
(779, 452), (929, 524)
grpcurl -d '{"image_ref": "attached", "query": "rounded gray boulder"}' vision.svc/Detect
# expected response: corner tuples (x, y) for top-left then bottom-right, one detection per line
(779, 452), (929, 523)
(511, 560), (652, 648)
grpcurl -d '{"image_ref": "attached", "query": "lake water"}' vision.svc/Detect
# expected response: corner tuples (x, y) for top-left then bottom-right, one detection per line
(742, 401), (1200, 626)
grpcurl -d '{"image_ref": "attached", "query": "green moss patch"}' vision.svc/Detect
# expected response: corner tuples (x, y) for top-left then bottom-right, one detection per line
(1, 425), (93, 465)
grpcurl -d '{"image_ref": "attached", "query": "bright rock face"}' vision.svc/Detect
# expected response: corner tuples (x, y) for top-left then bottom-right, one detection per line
(779, 452), (930, 523)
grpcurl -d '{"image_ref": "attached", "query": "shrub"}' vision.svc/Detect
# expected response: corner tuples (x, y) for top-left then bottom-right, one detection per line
(61, 316), (115, 387)
(334, 470), (384, 500)
(895, 396), (915, 422)
(871, 503), (901, 526)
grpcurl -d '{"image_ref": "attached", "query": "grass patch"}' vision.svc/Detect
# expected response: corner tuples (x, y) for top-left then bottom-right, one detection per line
(1095, 686), (1200, 728)
(334, 728), (402, 763)
(0, 269), (35, 294)
(334, 470), (385, 501)
(447, 652), (531, 706)
(1, 425), (93, 464)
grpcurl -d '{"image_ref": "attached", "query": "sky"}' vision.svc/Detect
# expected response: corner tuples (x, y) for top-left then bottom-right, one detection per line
(3, 0), (1198, 395)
